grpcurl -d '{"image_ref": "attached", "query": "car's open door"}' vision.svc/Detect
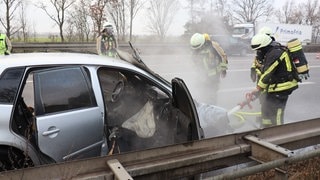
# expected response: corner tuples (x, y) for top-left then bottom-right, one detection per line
(171, 78), (204, 141)
(33, 67), (104, 162)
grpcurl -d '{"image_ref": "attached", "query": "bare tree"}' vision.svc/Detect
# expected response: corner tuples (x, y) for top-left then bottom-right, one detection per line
(146, 0), (180, 40)
(289, 8), (304, 24)
(183, 0), (231, 36)
(18, 1), (28, 42)
(275, 0), (296, 23)
(69, 0), (91, 42)
(0, 0), (22, 38)
(230, 0), (274, 24)
(186, 0), (207, 25)
(275, 0), (305, 24)
(65, 20), (75, 42)
(303, 0), (320, 43)
(304, 0), (320, 25)
(89, 0), (108, 37)
(107, 0), (126, 41)
(106, 0), (145, 42)
(37, 0), (76, 42)
(128, 0), (145, 41)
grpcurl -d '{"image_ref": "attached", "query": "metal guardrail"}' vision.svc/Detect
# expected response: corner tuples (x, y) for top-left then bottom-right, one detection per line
(1, 117), (320, 179)
(12, 42), (99, 54)
(11, 42), (192, 55)
(11, 42), (320, 54)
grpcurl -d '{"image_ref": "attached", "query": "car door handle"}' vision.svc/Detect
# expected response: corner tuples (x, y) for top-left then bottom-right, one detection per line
(42, 129), (60, 136)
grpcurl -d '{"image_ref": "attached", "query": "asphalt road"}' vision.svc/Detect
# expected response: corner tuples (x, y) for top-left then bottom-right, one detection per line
(141, 52), (320, 132)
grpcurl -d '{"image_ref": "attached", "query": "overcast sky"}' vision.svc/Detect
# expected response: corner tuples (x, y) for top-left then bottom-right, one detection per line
(25, 0), (188, 36)
(23, 0), (301, 36)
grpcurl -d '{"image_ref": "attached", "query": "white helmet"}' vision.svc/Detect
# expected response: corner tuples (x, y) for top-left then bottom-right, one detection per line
(251, 33), (272, 50)
(102, 22), (114, 34)
(190, 33), (205, 49)
(259, 26), (273, 36)
(103, 22), (113, 29)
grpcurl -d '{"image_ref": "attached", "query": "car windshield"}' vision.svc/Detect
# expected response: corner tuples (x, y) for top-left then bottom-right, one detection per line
(232, 27), (246, 35)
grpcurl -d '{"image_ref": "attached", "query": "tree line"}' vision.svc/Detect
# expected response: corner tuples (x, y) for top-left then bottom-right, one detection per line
(1, 0), (320, 43)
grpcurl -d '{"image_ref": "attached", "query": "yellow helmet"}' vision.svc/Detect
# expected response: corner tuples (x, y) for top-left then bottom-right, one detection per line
(203, 33), (210, 41)
(251, 33), (272, 50)
(190, 33), (205, 49)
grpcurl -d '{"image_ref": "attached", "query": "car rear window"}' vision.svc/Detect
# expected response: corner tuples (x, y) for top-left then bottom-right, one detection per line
(0, 67), (25, 104)
(34, 67), (97, 115)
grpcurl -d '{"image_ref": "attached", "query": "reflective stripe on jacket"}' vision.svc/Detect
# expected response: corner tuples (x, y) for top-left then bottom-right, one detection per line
(0, 34), (7, 55)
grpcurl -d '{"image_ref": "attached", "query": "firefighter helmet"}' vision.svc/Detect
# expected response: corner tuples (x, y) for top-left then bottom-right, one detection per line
(259, 26), (273, 36)
(251, 34), (272, 50)
(103, 22), (113, 28)
(190, 33), (205, 49)
(102, 22), (114, 34)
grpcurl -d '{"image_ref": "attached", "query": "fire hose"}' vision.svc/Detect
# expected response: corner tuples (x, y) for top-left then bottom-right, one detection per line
(227, 92), (261, 129)
(227, 92), (258, 116)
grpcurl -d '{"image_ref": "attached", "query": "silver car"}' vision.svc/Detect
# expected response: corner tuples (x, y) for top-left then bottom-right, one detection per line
(0, 50), (207, 171)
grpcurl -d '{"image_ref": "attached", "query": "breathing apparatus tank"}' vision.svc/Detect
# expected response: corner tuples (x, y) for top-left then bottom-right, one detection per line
(287, 38), (309, 74)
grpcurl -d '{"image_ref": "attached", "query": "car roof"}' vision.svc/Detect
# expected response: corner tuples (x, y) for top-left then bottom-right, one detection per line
(0, 52), (172, 90)
(0, 52), (139, 71)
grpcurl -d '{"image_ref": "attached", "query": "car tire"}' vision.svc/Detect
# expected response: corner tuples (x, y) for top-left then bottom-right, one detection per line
(0, 147), (34, 171)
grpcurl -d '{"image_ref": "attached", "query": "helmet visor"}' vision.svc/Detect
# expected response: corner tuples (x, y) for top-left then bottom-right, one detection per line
(192, 43), (203, 49)
(251, 44), (261, 50)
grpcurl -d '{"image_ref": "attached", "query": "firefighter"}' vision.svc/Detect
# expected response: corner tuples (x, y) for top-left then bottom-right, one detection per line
(96, 22), (118, 58)
(250, 26), (278, 83)
(190, 33), (228, 104)
(248, 33), (298, 128)
(0, 32), (12, 55)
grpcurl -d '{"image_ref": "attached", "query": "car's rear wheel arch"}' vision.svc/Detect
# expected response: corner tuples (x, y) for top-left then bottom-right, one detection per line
(0, 145), (34, 171)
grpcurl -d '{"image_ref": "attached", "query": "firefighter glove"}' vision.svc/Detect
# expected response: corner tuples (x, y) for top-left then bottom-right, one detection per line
(247, 89), (261, 101)
(250, 67), (257, 82)
(298, 72), (310, 80)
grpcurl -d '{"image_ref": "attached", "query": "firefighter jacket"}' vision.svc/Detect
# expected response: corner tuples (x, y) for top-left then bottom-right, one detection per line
(96, 34), (118, 57)
(251, 57), (263, 77)
(0, 34), (12, 55)
(197, 40), (228, 77)
(258, 45), (298, 93)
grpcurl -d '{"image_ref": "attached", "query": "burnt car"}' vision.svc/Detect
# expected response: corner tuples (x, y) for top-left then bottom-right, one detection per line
(0, 48), (210, 171)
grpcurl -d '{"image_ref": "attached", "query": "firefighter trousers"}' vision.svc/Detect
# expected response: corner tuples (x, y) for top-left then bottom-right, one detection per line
(259, 92), (289, 128)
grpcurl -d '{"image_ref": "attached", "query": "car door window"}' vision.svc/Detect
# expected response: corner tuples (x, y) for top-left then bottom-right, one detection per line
(34, 67), (96, 115)
(0, 67), (25, 104)
(33, 66), (103, 161)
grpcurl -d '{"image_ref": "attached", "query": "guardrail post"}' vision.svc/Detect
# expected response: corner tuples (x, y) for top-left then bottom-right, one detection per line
(244, 135), (293, 179)
(107, 159), (133, 180)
